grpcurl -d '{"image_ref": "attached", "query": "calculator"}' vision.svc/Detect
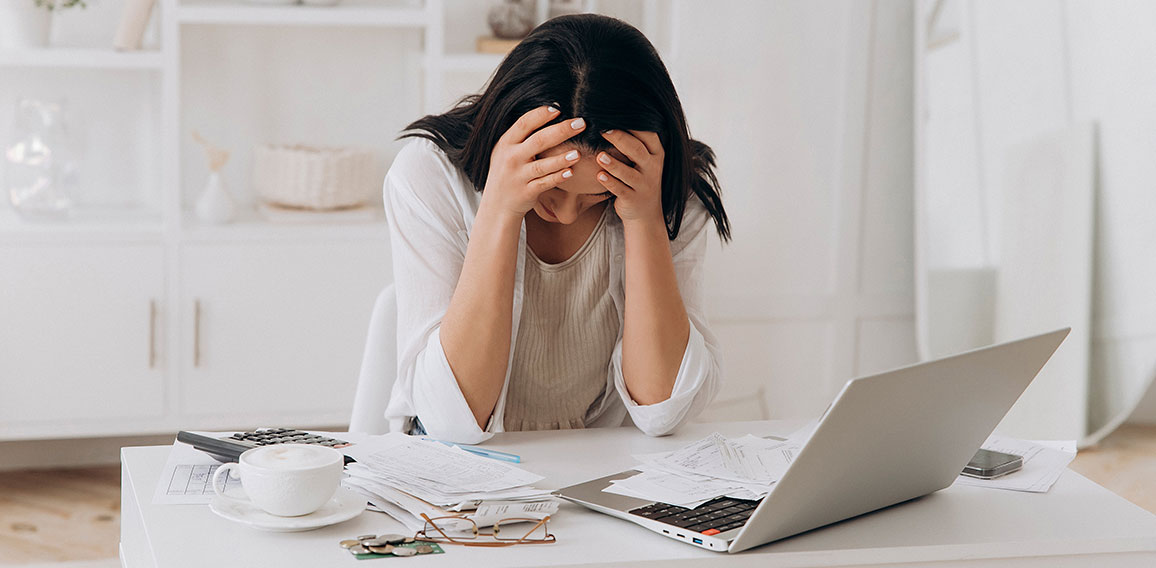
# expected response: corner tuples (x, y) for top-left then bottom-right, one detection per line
(176, 428), (355, 465)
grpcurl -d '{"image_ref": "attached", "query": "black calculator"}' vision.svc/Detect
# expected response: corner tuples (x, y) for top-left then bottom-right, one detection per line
(176, 428), (355, 465)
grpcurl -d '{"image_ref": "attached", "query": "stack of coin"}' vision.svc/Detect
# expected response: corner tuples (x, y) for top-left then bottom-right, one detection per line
(339, 534), (440, 557)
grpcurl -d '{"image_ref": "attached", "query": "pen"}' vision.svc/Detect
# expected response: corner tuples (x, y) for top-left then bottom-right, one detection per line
(422, 438), (522, 463)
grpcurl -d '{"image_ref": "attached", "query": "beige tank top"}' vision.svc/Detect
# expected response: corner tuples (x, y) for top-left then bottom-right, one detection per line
(503, 206), (619, 431)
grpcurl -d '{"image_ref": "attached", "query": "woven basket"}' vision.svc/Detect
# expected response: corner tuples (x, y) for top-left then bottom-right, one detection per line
(252, 144), (377, 210)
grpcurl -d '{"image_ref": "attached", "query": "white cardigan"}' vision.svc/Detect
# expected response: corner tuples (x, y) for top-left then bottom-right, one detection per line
(382, 138), (722, 444)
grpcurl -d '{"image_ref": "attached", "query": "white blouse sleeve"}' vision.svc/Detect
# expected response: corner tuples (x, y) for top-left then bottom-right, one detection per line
(383, 139), (494, 444)
(610, 201), (723, 436)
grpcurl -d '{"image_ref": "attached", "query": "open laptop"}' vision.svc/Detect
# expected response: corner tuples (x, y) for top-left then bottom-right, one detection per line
(556, 328), (1070, 553)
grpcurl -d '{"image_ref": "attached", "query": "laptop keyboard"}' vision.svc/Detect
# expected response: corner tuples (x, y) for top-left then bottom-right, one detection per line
(628, 496), (761, 535)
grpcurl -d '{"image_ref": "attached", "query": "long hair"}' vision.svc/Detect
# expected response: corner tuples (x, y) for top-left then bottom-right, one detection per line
(400, 13), (730, 241)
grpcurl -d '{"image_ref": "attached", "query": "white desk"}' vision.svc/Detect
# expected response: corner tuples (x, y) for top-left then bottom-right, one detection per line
(121, 420), (1156, 567)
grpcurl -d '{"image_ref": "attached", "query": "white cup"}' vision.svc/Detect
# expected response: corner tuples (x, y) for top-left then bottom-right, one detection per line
(212, 444), (344, 517)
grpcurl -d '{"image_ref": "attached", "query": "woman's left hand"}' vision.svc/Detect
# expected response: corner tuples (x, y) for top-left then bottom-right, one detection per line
(596, 130), (665, 226)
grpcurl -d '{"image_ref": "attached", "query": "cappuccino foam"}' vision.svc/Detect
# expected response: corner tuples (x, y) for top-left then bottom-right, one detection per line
(244, 444), (339, 470)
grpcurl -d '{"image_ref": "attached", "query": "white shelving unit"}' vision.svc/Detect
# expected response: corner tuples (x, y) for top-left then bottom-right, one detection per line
(0, 0), (669, 441)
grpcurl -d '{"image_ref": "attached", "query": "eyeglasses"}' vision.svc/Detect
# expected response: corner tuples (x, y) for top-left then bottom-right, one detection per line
(416, 513), (556, 547)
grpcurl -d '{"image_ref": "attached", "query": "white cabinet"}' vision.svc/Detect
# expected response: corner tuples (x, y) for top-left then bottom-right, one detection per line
(177, 242), (389, 426)
(0, 244), (166, 434)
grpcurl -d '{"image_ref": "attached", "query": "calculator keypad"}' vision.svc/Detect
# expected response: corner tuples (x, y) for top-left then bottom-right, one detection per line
(226, 428), (350, 448)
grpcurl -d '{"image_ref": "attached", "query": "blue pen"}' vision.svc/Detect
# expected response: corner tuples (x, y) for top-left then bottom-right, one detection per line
(422, 438), (522, 463)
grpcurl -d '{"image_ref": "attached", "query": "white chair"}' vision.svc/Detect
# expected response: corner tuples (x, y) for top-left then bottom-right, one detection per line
(348, 284), (397, 435)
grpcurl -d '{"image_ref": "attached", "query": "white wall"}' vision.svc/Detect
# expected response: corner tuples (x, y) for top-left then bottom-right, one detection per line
(914, 0), (1156, 427)
(1065, 1), (1156, 425)
(675, 0), (919, 422)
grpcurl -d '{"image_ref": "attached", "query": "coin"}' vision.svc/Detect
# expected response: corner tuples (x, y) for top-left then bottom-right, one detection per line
(404, 537), (415, 544)
(392, 546), (418, 557)
(379, 534), (408, 544)
(348, 545), (371, 556)
(361, 538), (388, 547)
(415, 544), (434, 554)
(339, 539), (361, 548)
(366, 544), (394, 554)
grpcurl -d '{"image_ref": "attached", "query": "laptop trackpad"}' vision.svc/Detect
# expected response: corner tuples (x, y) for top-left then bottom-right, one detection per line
(555, 470), (652, 511)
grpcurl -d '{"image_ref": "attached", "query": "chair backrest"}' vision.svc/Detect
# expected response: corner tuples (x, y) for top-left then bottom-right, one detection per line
(349, 284), (397, 435)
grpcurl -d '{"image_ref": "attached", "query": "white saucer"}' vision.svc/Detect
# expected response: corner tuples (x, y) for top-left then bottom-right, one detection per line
(210, 486), (365, 532)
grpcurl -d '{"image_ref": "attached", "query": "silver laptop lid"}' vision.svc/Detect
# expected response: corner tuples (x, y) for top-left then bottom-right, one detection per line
(729, 328), (1069, 553)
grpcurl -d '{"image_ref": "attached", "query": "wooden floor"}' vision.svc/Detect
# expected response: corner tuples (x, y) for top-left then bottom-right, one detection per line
(1068, 423), (1156, 514)
(1, 425), (1155, 565)
(0, 467), (120, 565)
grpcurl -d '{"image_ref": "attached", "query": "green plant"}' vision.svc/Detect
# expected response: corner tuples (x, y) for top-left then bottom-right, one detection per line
(34, 0), (88, 10)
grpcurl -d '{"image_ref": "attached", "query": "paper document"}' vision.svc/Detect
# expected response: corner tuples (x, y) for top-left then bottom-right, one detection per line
(605, 426), (814, 507)
(953, 434), (1076, 493)
(152, 432), (243, 505)
(342, 434), (555, 530)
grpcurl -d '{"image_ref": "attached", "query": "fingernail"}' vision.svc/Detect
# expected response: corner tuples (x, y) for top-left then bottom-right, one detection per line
(598, 172), (609, 182)
(571, 118), (586, 129)
(602, 129), (615, 135)
(565, 150), (580, 161)
(562, 169), (573, 179)
(598, 153), (611, 165)
(547, 105), (560, 114)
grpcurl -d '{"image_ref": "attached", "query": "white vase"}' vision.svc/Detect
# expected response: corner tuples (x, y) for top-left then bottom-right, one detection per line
(0, 3), (52, 49)
(195, 172), (236, 224)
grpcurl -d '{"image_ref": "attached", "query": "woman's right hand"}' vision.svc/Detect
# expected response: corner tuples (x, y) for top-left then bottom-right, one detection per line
(481, 105), (587, 219)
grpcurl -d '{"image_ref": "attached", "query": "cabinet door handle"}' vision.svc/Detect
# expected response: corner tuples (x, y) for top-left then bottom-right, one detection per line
(194, 299), (202, 368)
(149, 299), (157, 369)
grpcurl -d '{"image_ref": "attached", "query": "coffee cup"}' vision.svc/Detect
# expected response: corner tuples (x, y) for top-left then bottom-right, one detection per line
(211, 444), (344, 517)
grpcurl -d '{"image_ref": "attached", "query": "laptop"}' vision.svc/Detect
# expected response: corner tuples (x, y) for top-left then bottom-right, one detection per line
(555, 328), (1070, 553)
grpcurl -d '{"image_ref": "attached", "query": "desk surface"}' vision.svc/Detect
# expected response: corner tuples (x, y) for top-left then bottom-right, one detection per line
(121, 420), (1156, 567)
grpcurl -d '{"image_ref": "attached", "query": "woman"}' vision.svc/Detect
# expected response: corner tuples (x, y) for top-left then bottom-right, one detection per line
(382, 14), (730, 444)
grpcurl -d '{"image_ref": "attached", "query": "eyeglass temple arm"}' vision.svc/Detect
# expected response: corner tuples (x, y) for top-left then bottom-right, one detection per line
(506, 516), (553, 544)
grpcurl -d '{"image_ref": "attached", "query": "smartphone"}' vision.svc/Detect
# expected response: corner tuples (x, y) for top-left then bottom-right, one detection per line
(961, 448), (1023, 479)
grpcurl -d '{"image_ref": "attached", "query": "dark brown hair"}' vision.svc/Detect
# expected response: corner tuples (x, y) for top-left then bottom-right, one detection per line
(401, 13), (729, 241)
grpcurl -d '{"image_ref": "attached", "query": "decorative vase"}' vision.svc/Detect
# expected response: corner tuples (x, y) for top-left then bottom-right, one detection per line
(195, 172), (236, 224)
(487, 0), (535, 40)
(4, 98), (76, 220)
(0, 3), (52, 49)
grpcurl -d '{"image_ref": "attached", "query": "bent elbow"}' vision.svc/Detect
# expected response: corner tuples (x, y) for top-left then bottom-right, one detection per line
(632, 414), (682, 438)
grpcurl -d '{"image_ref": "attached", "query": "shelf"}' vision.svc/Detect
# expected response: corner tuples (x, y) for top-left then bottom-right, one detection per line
(0, 48), (165, 71)
(0, 207), (164, 242)
(180, 208), (387, 243)
(179, 1), (428, 28)
(435, 53), (504, 73)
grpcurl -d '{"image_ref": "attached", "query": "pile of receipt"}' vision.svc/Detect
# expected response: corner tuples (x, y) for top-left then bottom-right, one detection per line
(342, 434), (556, 531)
(604, 426), (814, 508)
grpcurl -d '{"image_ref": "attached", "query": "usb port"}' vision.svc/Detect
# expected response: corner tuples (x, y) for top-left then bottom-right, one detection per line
(692, 538), (703, 545)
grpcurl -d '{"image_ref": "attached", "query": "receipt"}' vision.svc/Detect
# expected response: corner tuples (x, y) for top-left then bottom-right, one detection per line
(467, 500), (559, 528)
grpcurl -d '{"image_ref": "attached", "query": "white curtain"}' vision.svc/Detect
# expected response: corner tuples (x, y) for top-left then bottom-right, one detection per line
(915, 0), (1156, 445)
